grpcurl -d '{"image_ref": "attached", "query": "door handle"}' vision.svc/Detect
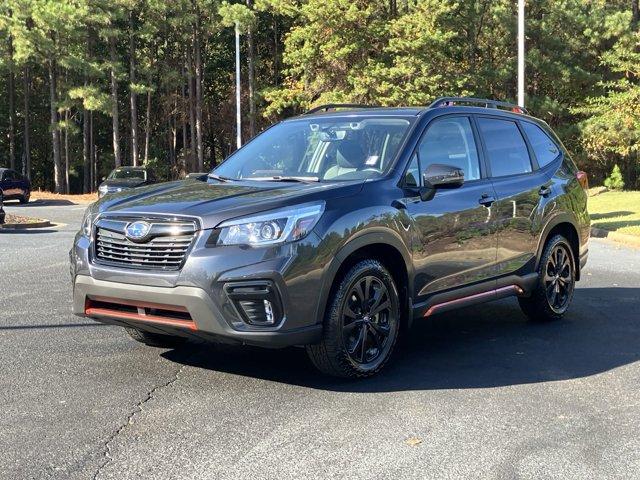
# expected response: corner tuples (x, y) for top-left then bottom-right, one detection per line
(538, 185), (552, 197)
(478, 193), (496, 207)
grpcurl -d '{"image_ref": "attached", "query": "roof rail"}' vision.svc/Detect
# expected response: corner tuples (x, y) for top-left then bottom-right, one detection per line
(304, 103), (377, 115)
(429, 97), (528, 114)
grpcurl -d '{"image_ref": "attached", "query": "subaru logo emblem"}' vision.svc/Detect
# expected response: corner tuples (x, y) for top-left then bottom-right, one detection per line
(125, 221), (151, 241)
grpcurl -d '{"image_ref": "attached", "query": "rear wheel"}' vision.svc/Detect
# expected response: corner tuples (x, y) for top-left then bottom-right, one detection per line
(306, 259), (400, 378)
(125, 327), (187, 348)
(519, 234), (576, 322)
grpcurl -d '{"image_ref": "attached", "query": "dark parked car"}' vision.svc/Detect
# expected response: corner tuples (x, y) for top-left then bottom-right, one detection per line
(0, 168), (31, 204)
(71, 98), (590, 378)
(98, 166), (156, 198)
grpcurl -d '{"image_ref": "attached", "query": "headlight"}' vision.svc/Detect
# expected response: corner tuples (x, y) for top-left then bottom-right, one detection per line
(81, 210), (98, 236)
(216, 202), (325, 246)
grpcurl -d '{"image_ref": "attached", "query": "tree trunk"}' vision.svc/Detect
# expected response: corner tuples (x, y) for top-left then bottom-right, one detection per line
(110, 36), (122, 168)
(144, 90), (152, 163)
(23, 65), (31, 180)
(64, 109), (70, 193)
(194, 6), (204, 171)
(633, 0), (639, 28)
(246, 0), (256, 138)
(187, 49), (197, 172)
(90, 111), (95, 190)
(48, 59), (63, 193)
(129, 11), (139, 166)
(83, 106), (90, 193)
(7, 35), (16, 170)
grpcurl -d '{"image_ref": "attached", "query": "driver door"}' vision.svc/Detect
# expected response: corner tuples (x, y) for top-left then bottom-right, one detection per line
(403, 115), (499, 301)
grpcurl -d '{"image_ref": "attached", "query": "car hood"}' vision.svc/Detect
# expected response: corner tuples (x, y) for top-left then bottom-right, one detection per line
(96, 178), (364, 229)
(101, 178), (147, 188)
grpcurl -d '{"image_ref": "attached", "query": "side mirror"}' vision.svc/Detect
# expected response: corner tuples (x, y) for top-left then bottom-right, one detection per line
(419, 164), (464, 201)
(101, 176), (106, 182)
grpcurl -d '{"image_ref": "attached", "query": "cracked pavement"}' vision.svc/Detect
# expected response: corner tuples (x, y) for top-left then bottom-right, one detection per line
(1, 201), (639, 479)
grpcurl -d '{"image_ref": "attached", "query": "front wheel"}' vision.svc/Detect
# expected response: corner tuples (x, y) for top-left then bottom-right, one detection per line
(519, 234), (576, 322)
(19, 190), (30, 204)
(306, 259), (401, 378)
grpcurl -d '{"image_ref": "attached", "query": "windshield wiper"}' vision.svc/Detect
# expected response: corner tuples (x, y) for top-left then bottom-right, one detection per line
(207, 173), (236, 182)
(252, 176), (320, 183)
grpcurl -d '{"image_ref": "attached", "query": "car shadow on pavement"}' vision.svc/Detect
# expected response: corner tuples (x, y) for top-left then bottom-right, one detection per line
(7, 199), (77, 207)
(0, 229), (59, 234)
(162, 287), (640, 392)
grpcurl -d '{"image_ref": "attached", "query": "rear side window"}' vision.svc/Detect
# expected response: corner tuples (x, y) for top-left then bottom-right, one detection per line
(521, 122), (560, 167)
(477, 118), (532, 177)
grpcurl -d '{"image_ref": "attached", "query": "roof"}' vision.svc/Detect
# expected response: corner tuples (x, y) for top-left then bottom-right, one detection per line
(287, 107), (425, 121)
(291, 98), (530, 121)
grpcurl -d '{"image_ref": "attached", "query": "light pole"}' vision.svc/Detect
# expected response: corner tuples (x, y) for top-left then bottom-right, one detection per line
(235, 21), (242, 149)
(518, 0), (525, 108)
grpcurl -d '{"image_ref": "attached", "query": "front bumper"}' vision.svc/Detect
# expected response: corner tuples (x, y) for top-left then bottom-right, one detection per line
(73, 275), (322, 347)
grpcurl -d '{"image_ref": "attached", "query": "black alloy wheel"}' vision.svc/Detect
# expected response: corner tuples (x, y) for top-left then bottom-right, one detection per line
(543, 243), (575, 313)
(342, 275), (394, 365)
(519, 234), (576, 322)
(306, 259), (401, 378)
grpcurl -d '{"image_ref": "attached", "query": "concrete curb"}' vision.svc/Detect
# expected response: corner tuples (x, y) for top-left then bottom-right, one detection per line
(0, 219), (52, 230)
(591, 226), (640, 248)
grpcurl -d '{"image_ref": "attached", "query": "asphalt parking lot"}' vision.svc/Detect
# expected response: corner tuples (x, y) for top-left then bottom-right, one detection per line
(1, 201), (639, 480)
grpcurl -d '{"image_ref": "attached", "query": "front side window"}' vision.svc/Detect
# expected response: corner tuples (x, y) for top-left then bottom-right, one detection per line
(416, 117), (481, 181)
(521, 121), (560, 167)
(478, 118), (532, 177)
(214, 117), (413, 182)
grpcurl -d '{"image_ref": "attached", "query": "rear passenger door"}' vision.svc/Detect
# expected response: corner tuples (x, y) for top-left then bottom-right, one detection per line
(476, 116), (551, 277)
(404, 115), (499, 299)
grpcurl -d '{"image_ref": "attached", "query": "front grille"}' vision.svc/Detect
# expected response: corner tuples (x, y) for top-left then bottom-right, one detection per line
(94, 218), (197, 270)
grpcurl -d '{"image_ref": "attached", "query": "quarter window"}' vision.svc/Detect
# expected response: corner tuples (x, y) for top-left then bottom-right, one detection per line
(404, 154), (420, 187)
(417, 117), (481, 181)
(478, 118), (532, 177)
(521, 122), (560, 167)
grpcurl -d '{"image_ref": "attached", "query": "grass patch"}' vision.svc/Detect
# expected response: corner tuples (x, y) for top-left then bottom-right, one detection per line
(589, 191), (640, 237)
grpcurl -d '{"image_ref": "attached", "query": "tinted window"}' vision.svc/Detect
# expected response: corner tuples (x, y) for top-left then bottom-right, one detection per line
(521, 122), (560, 167)
(417, 117), (480, 181)
(3, 170), (14, 180)
(478, 118), (532, 177)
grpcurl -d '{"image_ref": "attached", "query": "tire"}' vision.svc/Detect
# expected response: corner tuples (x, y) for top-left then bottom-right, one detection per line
(306, 259), (401, 378)
(519, 234), (576, 322)
(125, 327), (187, 348)
(19, 190), (30, 204)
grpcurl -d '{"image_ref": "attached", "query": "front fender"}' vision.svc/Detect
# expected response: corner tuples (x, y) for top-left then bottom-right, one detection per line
(312, 206), (413, 326)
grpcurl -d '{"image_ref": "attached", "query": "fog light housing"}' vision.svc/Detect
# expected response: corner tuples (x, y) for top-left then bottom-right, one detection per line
(225, 281), (283, 327)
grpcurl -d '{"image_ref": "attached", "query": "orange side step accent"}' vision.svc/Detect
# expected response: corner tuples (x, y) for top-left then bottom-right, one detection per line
(424, 285), (524, 317)
(85, 298), (197, 331)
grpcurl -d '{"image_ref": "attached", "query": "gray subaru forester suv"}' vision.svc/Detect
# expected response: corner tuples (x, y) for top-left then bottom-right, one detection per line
(71, 98), (590, 378)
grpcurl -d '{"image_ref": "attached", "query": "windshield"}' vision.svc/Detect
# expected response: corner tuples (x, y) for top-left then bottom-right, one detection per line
(108, 168), (146, 180)
(213, 116), (413, 182)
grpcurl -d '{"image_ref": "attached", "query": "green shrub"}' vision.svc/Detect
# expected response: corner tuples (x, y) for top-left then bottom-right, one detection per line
(604, 164), (625, 191)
